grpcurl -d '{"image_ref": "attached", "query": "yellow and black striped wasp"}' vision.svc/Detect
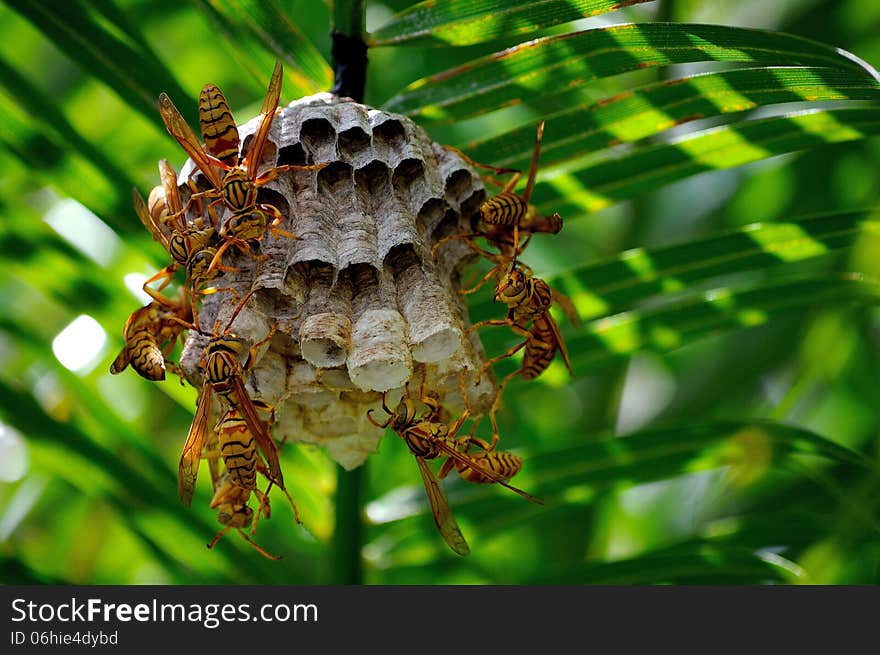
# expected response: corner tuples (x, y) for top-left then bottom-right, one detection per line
(158, 60), (323, 275)
(110, 286), (193, 382)
(367, 369), (542, 556)
(202, 405), (299, 560)
(177, 289), (285, 508)
(434, 120), (562, 295)
(472, 264), (578, 442)
(438, 434), (524, 485)
(134, 161), (241, 330)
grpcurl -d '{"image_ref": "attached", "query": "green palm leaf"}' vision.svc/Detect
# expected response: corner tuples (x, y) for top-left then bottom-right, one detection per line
(471, 209), (879, 322)
(462, 67), (880, 171)
(369, 0), (656, 47)
(193, 0), (332, 96)
(4, 0), (190, 131)
(384, 23), (879, 123)
(530, 107), (880, 217)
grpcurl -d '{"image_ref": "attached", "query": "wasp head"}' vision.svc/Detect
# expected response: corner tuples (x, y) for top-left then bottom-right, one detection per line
(494, 267), (528, 306)
(392, 396), (419, 430)
(220, 210), (266, 242)
(367, 392), (419, 431)
(186, 247), (221, 281)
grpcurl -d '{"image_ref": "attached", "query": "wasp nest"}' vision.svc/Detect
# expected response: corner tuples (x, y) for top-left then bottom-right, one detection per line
(178, 93), (496, 469)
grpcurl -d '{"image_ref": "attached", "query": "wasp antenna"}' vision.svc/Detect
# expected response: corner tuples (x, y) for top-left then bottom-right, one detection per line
(380, 391), (392, 416)
(366, 408), (392, 429)
(223, 287), (260, 334)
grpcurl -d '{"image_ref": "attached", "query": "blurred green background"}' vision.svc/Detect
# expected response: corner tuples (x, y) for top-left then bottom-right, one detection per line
(1, 0), (879, 584)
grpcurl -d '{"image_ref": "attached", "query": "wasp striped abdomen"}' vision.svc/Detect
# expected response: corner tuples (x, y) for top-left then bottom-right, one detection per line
(455, 450), (522, 484)
(480, 191), (528, 227)
(127, 331), (166, 381)
(111, 329), (165, 381)
(217, 409), (259, 490)
(199, 83), (240, 166)
(110, 295), (192, 383)
(521, 315), (559, 381)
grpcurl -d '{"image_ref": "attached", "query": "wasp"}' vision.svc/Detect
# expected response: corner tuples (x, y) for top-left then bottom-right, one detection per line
(134, 161), (239, 329)
(177, 289), (285, 508)
(438, 434), (523, 485)
(472, 265), (578, 443)
(437, 436), (522, 484)
(110, 287), (193, 382)
(367, 369), (542, 556)
(158, 60), (323, 275)
(144, 159), (219, 281)
(203, 406), (299, 560)
(210, 401), (299, 521)
(434, 121), (562, 295)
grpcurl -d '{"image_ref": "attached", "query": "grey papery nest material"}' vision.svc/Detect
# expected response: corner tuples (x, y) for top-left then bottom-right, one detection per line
(178, 93), (497, 469)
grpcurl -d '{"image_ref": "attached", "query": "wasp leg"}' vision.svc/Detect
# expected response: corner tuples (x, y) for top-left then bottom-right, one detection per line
(260, 203), (298, 241)
(205, 236), (254, 277)
(236, 529), (282, 560)
(488, 368), (521, 449)
(475, 340), (527, 385)
(253, 162), (328, 187)
(460, 264), (505, 297)
(431, 232), (483, 260)
(442, 144), (521, 185)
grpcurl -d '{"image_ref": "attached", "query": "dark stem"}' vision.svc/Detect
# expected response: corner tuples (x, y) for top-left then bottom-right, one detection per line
(331, 464), (364, 584)
(330, 0), (367, 102)
(330, 31), (368, 103)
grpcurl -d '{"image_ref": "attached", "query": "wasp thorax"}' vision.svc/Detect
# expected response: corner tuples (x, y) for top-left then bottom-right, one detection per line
(222, 168), (256, 210)
(178, 93), (498, 470)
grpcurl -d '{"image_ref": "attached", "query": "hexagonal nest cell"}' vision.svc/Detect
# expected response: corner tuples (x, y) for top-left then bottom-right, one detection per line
(177, 93), (497, 470)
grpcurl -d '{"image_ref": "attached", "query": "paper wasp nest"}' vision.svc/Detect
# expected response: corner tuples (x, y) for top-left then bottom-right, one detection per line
(178, 93), (497, 469)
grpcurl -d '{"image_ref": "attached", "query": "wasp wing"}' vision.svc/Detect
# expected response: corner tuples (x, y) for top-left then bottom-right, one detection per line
(551, 289), (581, 328)
(415, 456), (470, 557)
(178, 384), (212, 506)
(228, 375), (284, 489)
(205, 415), (222, 492)
(132, 188), (171, 252)
(544, 312), (573, 377)
(433, 439), (543, 505)
(111, 304), (162, 377)
(158, 93), (224, 190)
(244, 60), (282, 179)
(157, 159), (187, 233)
